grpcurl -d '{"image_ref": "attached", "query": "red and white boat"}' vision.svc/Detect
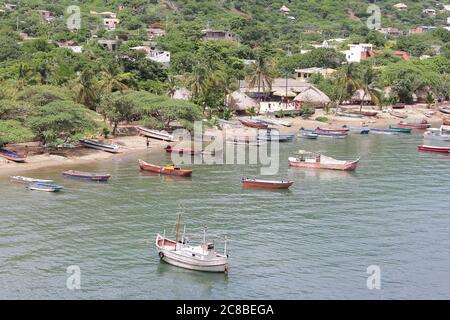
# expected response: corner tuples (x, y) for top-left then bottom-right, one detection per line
(241, 177), (293, 189)
(139, 159), (192, 177)
(288, 150), (359, 171)
(239, 119), (268, 129)
(165, 145), (202, 155)
(443, 118), (450, 126)
(397, 120), (430, 129)
(316, 127), (350, 134)
(0, 148), (26, 162)
(417, 145), (450, 153)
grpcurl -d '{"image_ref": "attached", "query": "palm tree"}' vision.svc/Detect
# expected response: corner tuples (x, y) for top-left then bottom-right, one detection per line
(75, 69), (99, 110)
(357, 65), (381, 112)
(335, 63), (359, 111)
(246, 55), (273, 113)
(166, 74), (178, 98)
(98, 65), (128, 94)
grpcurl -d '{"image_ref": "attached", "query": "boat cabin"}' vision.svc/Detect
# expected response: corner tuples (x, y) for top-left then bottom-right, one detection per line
(295, 151), (321, 163)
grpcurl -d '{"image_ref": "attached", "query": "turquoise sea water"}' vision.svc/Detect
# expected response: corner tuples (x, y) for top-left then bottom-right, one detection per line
(0, 132), (449, 299)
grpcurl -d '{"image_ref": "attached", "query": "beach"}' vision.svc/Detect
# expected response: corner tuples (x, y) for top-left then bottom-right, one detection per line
(1, 104), (447, 177)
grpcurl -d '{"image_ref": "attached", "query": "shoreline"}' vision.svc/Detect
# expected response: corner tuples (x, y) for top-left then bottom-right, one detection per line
(1, 106), (447, 176)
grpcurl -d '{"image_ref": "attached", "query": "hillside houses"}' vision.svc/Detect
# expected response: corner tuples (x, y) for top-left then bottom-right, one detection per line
(393, 3), (408, 11)
(130, 46), (170, 66)
(202, 29), (239, 42)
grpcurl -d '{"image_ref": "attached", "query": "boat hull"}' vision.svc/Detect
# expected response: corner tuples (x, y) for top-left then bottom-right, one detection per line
(62, 170), (111, 181)
(11, 176), (53, 183)
(257, 134), (295, 142)
(288, 157), (359, 171)
(241, 179), (293, 189)
(0, 149), (26, 162)
(397, 122), (430, 129)
(439, 107), (450, 115)
(239, 119), (268, 129)
(443, 119), (450, 126)
(79, 139), (120, 153)
(136, 127), (174, 141)
(417, 145), (450, 153)
(27, 183), (64, 192)
(165, 146), (202, 155)
(139, 160), (192, 177)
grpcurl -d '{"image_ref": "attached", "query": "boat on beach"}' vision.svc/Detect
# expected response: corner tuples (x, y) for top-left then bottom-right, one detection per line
(389, 110), (408, 119)
(79, 139), (120, 153)
(0, 148), (26, 162)
(155, 214), (229, 273)
(241, 177), (293, 189)
(62, 170), (111, 181)
(257, 130), (295, 142)
(417, 145), (450, 153)
(239, 119), (269, 129)
(438, 106), (450, 115)
(11, 176), (53, 184)
(316, 127), (350, 134)
(300, 129), (348, 138)
(226, 137), (262, 146)
(136, 126), (175, 141)
(397, 120), (430, 129)
(139, 159), (192, 177)
(165, 145), (203, 155)
(288, 150), (360, 171)
(423, 126), (450, 141)
(388, 126), (412, 133)
(336, 111), (363, 118)
(27, 183), (64, 192)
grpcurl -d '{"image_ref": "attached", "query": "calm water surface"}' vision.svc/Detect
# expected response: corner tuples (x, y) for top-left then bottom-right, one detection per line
(0, 132), (449, 299)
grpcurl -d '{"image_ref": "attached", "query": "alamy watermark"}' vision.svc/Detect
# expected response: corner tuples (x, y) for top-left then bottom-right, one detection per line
(367, 4), (381, 30)
(66, 265), (81, 290)
(66, 5), (81, 30)
(366, 265), (381, 290)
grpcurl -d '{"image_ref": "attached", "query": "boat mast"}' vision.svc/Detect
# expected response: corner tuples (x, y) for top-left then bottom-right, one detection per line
(224, 236), (227, 256)
(175, 213), (181, 245)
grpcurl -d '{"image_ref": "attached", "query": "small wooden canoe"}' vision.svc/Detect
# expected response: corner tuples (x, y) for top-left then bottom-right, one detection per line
(316, 127), (350, 134)
(79, 139), (120, 153)
(301, 129), (348, 138)
(239, 119), (268, 129)
(0, 148), (26, 162)
(388, 126), (412, 133)
(439, 106), (450, 115)
(241, 178), (293, 189)
(165, 145), (202, 155)
(27, 183), (64, 192)
(397, 121), (430, 129)
(389, 110), (408, 119)
(299, 132), (318, 139)
(139, 159), (192, 177)
(63, 170), (111, 181)
(417, 145), (450, 153)
(136, 126), (174, 141)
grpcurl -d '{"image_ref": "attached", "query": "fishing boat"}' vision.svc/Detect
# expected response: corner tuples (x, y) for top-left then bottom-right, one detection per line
(239, 119), (268, 129)
(10, 176), (53, 184)
(27, 183), (64, 192)
(257, 130), (295, 142)
(136, 126), (175, 141)
(62, 170), (111, 181)
(392, 103), (406, 109)
(288, 150), (359, 171)
(0, 148), (26, 162)
(241, 177), (293, 189)
(389, 110), (408, 119)
(438, 106), (450, 115)
(417, 145), (450, 153)
(139, 159), (192, 177)
(336, 111), (363, 118)
(164, 145), (202, 155)
(300, 129), (348, 139)
(299, 132), (318, 139)
(397, 120), (430, 129)
(79, 139), (120, 153)
(423, 126), (450, 141)
(316, 127), (350, 134)
(388, 126), (412, 133)
(370, 127), (409, 134)
(155, 214), (228, 273)
(348, 127), (370, 134)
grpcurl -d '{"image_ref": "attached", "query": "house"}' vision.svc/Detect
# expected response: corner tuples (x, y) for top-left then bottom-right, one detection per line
(91, 11), (117, 19)
(98, 38), (122, 51)
(202, 29), (239, 42)
(377, 27), (403, 36)
(447, 17), (450, 25)
(130, 46), (171, 66)
(445, 5), (450, 12)
(58, 41), (83, 53)
(34, 9), (55, 22)
(422, 9), (436, 16)
(103, 18), (120, 30)
(294, 67), (336, 80)
(311, 40), (337, 49)
(409, 26), (437, 34)
(18, 32), (37, 41)
(146, 28), (166, 39)
(280, 5), (290, 15)
(341, 43), (373, 63)
(393, 3), (408, 11)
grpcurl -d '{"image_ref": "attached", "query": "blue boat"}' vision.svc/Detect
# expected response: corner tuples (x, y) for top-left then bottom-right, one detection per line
(348, 127), (370, 134)
(257, 134), (295, 142)
(299, 132), (318, 139)
(27, 183), (64, 192)
(371, 128), (410, 134)
(0, 148), (27, 162)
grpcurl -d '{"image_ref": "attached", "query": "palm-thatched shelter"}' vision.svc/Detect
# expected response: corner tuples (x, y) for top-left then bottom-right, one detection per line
(293, 86), (331, 107)
(226, 91), (258, 113)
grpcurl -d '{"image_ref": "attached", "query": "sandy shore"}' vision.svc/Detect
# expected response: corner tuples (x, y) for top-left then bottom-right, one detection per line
(1, 104), (447, 176)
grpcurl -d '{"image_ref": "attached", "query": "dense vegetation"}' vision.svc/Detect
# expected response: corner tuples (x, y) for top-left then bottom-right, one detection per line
(0, 0), (449, 146)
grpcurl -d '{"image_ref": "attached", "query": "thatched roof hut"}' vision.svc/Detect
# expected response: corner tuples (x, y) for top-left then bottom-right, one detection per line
(351, 89), (372, 103)
(293, 86), (331, 106)
(226, 91), (258, 111)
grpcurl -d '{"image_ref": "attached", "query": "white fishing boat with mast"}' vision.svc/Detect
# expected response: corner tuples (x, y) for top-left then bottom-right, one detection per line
(155, 214), (229, 273)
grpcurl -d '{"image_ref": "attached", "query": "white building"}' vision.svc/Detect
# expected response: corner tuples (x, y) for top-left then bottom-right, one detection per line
(341, 43), (373, 63)
(130, 46), (170, 66)
(393, 3), (408, 11)
(103, 18), (120, 30)
(422, 8), (436, 16)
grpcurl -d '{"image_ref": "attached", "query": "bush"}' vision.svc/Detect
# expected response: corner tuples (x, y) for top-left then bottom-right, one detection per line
(315, 116), (329, 123)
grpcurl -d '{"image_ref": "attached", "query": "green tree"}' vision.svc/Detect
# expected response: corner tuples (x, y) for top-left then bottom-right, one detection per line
(0, 120), (34, 147)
